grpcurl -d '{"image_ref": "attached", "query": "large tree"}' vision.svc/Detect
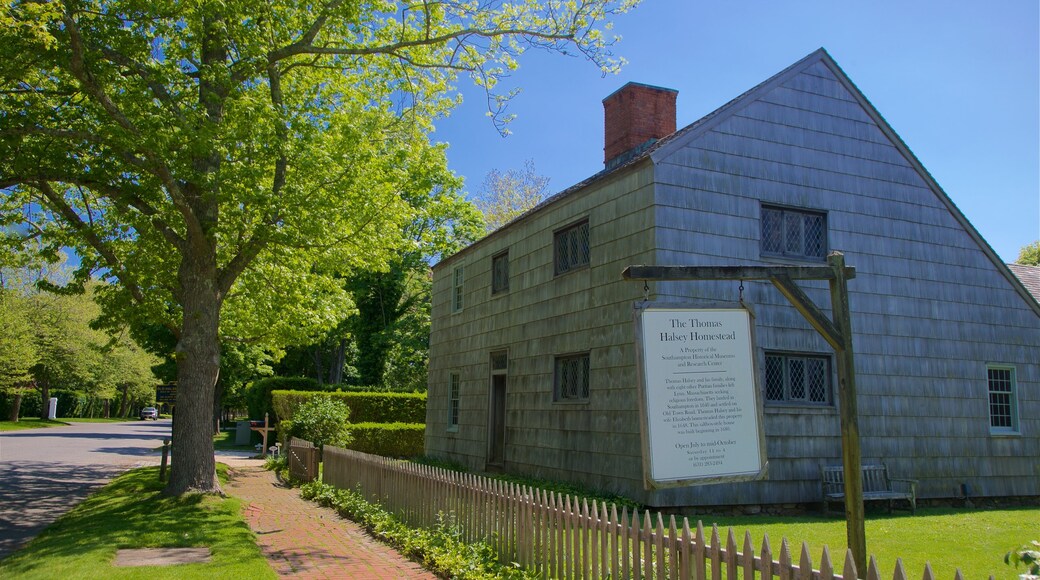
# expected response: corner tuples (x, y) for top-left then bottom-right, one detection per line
(0, 289), (37, 420)
(473, 159), (550, 231)
(0, 1), (635, 494)
(94, 327), (161, 418)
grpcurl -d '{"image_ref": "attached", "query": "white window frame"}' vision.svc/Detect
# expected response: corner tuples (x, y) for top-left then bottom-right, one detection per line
(987, 365), (1019, 434)
(451, 265), (464, 312)
(447, 373), (460, 432)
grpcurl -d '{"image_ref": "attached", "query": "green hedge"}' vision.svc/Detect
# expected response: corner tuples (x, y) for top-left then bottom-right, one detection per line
(344, 422), (425, 458)
(272, 390), (426, 424)
(245, 377), (321, 421)
(0, 390), (123, 419)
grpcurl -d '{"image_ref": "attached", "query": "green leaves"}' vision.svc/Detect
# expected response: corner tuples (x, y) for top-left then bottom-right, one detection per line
(283, 394), (353, 450)
(1, 0), (635, 492)
(0, 290), (36, 391)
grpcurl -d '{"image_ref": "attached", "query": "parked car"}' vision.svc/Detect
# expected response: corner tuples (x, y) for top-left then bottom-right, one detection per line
(140, 407), (159, 420)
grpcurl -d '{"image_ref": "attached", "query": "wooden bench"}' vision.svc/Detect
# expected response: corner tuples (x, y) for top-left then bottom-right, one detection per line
(820, 463), (917, 515)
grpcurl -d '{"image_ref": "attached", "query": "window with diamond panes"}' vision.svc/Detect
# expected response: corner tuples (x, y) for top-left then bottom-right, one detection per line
(554, 353), (590, 402)
(554, 220), (590, 275)
(491, 252), (509, 294)
(987, 366), (1018, 433)
(761, 206), (827, 260)
(764, 353), (830, 405)
(448, 373), (460, 430)
(451, 265), (464, 312)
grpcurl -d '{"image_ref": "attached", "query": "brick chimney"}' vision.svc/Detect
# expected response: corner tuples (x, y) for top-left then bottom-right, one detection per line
(603, 82), (678, 169)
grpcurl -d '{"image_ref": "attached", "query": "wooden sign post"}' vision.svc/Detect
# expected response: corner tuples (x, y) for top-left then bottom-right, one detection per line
(622, 251), (866, 574)
(250, 413), (275, 458)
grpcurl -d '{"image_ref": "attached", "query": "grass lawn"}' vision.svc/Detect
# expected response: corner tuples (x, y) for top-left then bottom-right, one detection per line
(0, 417), (143, 431)
(213, 423), (260, 451)
(0, 418), (70, 431)
(0, 466), (274, 580)
(700, 507), (1037, 579)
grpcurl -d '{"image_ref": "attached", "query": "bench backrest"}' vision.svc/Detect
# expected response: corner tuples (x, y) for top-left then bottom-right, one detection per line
(821, 464), (890, 493)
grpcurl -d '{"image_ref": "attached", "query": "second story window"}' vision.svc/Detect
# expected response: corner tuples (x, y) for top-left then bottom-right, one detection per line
(492, 251), (509, 294)
(554, 219), (590, 275)
(452, 265), (464, 312)
(762, 205), (827, 261)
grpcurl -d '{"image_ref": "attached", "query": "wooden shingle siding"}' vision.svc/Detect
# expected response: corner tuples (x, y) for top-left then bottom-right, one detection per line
(644, 59), (1038, 505)
(427, 50), (1038, 508)
(426, 164), (656, 492)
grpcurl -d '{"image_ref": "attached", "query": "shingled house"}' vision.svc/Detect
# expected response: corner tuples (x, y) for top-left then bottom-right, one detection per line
(424, 49), (1039, 508)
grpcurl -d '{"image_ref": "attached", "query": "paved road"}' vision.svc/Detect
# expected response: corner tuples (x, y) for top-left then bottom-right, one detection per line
(0, 419), (172, 559)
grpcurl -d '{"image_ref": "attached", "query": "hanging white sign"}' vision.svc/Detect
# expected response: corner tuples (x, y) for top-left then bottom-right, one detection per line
(634, 302), (767, 488)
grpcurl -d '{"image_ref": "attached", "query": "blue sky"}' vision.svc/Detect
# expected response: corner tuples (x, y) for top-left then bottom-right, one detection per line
(433, 0), (1039, 263)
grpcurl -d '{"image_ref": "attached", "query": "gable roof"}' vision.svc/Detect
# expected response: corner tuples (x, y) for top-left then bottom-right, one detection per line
(438, 49), (1040, 318)
(647, 48), (1040, 317)
(1007, 263), (1040, 305)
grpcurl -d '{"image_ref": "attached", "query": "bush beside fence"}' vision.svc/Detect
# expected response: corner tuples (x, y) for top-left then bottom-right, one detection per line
(319, 445), (982, 580)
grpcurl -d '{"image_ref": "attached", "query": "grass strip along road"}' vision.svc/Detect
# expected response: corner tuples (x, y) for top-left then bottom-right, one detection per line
(0, 466), (274, 580)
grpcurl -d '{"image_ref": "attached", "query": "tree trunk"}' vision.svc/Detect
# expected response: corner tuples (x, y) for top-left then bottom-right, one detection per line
(213, 381), (223, 435)
(103, 399), (110, 419)
(38, 381), (50, 420)
(312, 347), (324, 385)
(8, 393), (21, 422)
(327, 339), (346, 385)
(118, 385), (129, 418)
(164, 256), (222, 496)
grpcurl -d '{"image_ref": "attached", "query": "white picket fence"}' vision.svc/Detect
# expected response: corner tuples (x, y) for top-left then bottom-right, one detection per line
(321, 445), (982, 579)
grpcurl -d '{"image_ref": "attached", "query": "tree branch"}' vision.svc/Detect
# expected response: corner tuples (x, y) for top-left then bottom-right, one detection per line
(269, 26), (575, 63)
(98, 46), (186, 124)
(34, 181), (147, 306)
(61, 8), (202, 246)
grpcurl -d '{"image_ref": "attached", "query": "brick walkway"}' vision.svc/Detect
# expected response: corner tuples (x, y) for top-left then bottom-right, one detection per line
(225, 462), (438, 579)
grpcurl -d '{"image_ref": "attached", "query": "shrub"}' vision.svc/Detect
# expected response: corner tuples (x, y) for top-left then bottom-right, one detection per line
(272, 390), (426, 423)
(1006, 541), (1040, 575)
(281, 395), (352, 451)
(245, 377), (320, 421)
(300, 481), (536, 579)
(346, 422), (425, 458)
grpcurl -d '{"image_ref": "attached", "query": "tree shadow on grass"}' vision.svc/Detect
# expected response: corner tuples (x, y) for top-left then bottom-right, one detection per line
(0, 467), (263, 578)
(0, 461), (123, 560)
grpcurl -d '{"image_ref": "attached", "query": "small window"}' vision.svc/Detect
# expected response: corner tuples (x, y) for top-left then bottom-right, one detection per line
(492, 251), (509, 294)
(554, 353), (590, 402)
(988, 366), (1019, 433)
(491, 351), (508, 372)
(762, 206), (827, 261)
(452, 265), (464, 312)
(448, 373), (460, 431)
(764, 353), (831, 405)
(554, 220), (590, 275)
